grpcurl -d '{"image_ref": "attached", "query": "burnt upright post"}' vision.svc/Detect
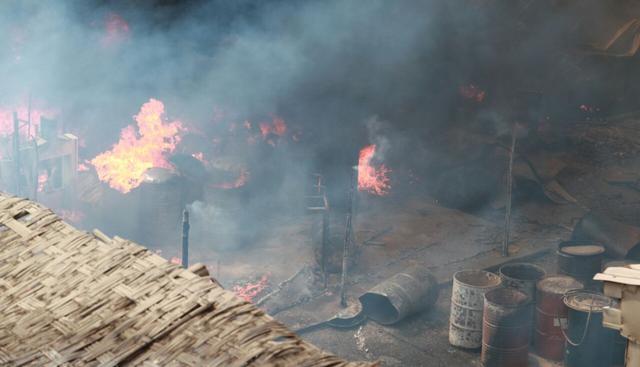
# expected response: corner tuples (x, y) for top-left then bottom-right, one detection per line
(340, 165), (357, 307)
(181, 209), (190, 268)
(502, 124), (517, 257)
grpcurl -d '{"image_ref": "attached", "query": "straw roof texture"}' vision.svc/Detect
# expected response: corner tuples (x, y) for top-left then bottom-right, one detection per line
(0, 193), (374, 367)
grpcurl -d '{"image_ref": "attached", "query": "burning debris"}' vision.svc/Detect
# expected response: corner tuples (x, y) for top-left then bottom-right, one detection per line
(232, 274), (271, 303)
(90, 99), (183, 193)
(357, 144), (390, 196)
(459, 84), (486, 103)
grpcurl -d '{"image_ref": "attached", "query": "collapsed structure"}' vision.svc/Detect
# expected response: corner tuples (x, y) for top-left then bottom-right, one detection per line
(0, 192), (371, 366)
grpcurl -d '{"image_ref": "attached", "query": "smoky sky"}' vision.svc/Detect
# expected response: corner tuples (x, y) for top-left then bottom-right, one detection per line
(0, 0), (447, 154)
(0, 0), (629, 183)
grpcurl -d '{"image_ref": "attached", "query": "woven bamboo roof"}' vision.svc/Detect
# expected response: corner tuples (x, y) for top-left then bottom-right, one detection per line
(0, 193), (374, 366)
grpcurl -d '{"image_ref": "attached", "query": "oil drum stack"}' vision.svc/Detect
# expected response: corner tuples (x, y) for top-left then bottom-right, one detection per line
(448, 238), (628, 367)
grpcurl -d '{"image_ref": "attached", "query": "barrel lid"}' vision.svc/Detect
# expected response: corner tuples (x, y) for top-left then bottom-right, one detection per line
(559, 244), (605, 256)
(485, 287), (530, 308)
(454, 270), (501, 288)
(537, 275), (583, 295)
(563, 291), (613, 312)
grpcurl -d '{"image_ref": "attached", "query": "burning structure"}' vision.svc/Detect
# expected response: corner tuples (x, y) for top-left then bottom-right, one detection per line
(2, 0), (640, 366)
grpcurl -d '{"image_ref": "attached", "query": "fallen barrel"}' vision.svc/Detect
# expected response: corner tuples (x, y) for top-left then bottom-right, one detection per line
(359, 266), (438, 325)
(499, 263), (546, 301)
(557, 241), (605, 289)
(449, 270), (502, 349)
(563, 290), (620, 367)
(481, 287), (532, 367)
(534, 275), (583, 361)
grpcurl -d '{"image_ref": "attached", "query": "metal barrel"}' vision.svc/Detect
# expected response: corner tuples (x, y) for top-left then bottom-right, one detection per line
(557, 241), (605, 289)
(359, 266), (439, 325)
(563, 290), (620, 367)
(533, 275), (583, 361)
(481, 288), (532, 367)
(449, 270), (502, 349)
(498, 263), (546, 301)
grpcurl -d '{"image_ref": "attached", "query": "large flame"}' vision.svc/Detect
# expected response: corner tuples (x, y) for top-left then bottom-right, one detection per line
(90, 99), (183, 193)
(358, 144), (390, 196)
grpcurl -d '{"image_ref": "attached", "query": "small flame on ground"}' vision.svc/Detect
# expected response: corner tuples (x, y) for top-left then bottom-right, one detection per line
(232, 274), (270, 302)
(58, 209), (85, 224)
(77, 163), (90, 172)
(358, 144), (391, 196)
(191, 152), (206, 163)
(90, 98), (183, 193)
(459, 84), (486, 103)
(37, 171), (49, 193)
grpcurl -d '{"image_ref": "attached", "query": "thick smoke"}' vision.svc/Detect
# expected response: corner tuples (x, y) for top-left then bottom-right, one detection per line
(0, 0), (628, 251)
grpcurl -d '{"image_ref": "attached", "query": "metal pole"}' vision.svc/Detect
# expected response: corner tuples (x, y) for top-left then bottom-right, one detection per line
(12, 112), (20, 196)
(181, 209), (190, 268)
(340, 165), (357, 307)
(502, 124), (517, 257)
(321, 209), (329, 289)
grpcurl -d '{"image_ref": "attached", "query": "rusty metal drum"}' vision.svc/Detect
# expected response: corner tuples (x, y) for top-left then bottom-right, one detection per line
(360, 266), (439, 325)
(499, 263), (546, 301)
(449, 270), (502, 349)
(557, 241), (605, 289)
(533, 275), (583, 361)
(481, 288), (532, 367)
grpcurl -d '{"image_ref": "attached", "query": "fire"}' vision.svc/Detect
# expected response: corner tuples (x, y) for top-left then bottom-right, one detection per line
(0, 106), (56, 137)
(259, 116), (287, 138)
(102, 13), (130, 47)
(358, 144), (391, 196)
(90, 99), (183, 193)
(232, 274), (270, 302)
(213, 169), (249, 189)
(77, 162), (90, 172)
(459, 84), (486, 103)
(37, 171), (49, 193)
(191, 152), (206, 163)
(58, 209), (85, 224)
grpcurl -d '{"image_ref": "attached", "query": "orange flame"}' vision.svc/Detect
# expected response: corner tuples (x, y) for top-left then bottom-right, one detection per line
(37, 171), (49, 193)
(213, 169), (249, 189)
(358, 144), (390, 196)
(259, 116), (287, 137)
(90, 99), (183, 193)
(459, 84), (486, 103)
(232, 274), (269, 302)
(0, 106), (57, 137)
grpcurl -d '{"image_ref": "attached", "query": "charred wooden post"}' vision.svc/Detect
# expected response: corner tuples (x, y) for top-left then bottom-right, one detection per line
(181, 209), (190, 268)
(340, 166), (357, 307)
(502, 124), (517, 257)
(321, 208), (329, 288)
(307, 174), (330, 288)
